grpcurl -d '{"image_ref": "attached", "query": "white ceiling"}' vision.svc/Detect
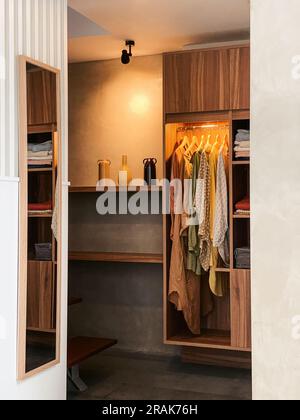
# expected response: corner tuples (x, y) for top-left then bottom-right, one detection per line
(68, 0), (250, 63)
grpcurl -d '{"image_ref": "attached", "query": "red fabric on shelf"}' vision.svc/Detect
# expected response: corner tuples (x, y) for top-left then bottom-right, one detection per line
(28, 201), (52, 211)
(235, 196), (250, 211)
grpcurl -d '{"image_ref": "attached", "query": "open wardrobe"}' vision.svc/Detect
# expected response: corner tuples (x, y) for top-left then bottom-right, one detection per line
(65, 43), (251, 398)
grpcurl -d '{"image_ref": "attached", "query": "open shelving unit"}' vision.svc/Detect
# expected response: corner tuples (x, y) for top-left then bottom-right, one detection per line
(163, 110), (251, 366)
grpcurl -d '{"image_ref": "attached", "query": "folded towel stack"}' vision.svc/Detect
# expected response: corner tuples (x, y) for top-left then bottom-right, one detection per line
(28, 140), (53, 167)
(234, 130), (250, 160)
(28, 201), (52, 216)
(235, 196), (250, 216)
(235, 247), (250, 269)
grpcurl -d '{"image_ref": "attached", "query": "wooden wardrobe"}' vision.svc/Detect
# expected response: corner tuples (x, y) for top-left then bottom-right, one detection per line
(163, 44), (251, 368)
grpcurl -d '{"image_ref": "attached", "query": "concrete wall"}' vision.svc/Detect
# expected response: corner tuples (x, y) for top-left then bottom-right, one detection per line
(68, 55), (163, 186)
(68, 193), (176, 356)
(0, 0), (68, 400)
(251, 0), (300, 400)
(68, 55), (171, 355)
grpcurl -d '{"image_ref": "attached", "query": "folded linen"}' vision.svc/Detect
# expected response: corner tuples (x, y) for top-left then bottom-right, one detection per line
(28, 140), (52, 153)
(234, 147), (250, 152)
(28, 201), (52, 211)
(235, 196), (250, 211)
(235, 247), (250, 269)
(28, 159), (52, 166)
(235, 141), (250, 148)
(28, 151), (52, 158)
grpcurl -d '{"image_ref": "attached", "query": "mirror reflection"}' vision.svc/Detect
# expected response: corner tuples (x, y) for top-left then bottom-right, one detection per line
(24, 61), (59, 374)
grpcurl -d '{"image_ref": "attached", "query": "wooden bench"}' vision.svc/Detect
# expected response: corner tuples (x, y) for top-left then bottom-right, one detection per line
(68, 336), (117, 391)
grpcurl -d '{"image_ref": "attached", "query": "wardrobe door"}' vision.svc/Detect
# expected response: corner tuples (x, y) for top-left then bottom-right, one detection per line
(164, 52), (191, 114)
(230, 47), (250, 110)
(27, 69), (57, 126)
(164, 49), (230, 114)
(231, 270), (251, 349)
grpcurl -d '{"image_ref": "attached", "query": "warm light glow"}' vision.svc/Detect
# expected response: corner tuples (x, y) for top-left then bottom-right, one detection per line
(129, 94), (150, 115)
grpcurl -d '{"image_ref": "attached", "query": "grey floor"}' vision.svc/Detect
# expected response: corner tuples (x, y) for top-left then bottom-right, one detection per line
(68, 350), (252, 401)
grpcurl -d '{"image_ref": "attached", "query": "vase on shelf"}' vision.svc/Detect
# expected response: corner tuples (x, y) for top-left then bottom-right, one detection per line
(118, 155), (132, 187)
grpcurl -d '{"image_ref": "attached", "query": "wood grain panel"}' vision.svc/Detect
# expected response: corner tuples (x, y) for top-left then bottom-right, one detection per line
(27, 69), (57, 126)
(69, 251), (163, 264)
(27, 261), (54, 330)
(164, 49), (230, 114)
(230, 47), (250, 110)
(231, 270), (252, 349)
(182, 347), (251, 369)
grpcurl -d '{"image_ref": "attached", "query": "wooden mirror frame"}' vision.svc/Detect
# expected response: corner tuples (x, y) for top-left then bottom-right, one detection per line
(17, 56), (62, 380)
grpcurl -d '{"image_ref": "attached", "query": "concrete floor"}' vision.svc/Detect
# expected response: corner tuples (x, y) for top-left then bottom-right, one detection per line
(68, 350), (252, 401)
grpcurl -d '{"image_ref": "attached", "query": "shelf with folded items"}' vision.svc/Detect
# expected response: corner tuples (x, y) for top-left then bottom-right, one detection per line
(232, 118), (250, 163)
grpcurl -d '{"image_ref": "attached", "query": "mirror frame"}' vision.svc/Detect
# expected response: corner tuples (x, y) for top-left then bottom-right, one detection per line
(17, 56), (62, 380)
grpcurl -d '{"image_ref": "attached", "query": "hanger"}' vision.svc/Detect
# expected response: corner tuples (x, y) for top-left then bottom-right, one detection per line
(185, 135), (198, 158)
(179, 135), (190, 152)
(211, 134), (220, 154)
(220, 134), (229, 155)
(197, 134), (205, 152)
(204, 134), (212, 153)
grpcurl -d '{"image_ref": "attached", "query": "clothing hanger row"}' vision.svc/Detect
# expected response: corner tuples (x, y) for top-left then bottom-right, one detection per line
(176, 125), (229, 132)
(179, 133), (229, 157)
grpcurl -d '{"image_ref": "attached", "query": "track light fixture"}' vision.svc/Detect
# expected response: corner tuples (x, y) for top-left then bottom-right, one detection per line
(121, 40), (135, 65)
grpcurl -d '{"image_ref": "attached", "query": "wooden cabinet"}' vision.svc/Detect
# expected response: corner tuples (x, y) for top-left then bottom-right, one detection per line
(230, 47), (250, 110)
(164, 45), (250, 114)
(27, 69), (57, 126)
(164, 49), (230, 114)
(231, 270), (251, 349)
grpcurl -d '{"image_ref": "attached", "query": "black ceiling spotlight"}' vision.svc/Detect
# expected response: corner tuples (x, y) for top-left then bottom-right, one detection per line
(121, 40), (135, 65)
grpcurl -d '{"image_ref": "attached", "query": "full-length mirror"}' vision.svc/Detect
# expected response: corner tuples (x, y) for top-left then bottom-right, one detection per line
(18, 57), (61, 379)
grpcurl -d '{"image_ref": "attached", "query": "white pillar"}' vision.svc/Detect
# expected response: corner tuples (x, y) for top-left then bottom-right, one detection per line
(251, 0), (300, 400)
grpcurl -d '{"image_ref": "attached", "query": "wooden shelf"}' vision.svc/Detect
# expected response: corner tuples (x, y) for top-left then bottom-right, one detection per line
(233, 213), (250, 219)
(28, 123), (56, 134)
(69, 251), (164, 265)
(215, 267), (230, 273)
(68, 297), (83, 307)
(69, 186), (163, 193)
(28, 213), (53, 218)
(28, 167), (53, 173)
(167, 330), (251, 353)
(68, 336), (117, 369)
(27, 327), (56, 334)
(232, 160), (250, 165)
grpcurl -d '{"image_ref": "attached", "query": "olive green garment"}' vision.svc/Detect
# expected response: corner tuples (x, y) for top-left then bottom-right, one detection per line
(187, 152), (202, 276)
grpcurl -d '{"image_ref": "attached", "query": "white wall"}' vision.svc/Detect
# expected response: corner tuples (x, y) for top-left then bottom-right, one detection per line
(0, 0), (68, 400)
(251, 0), (300, 400)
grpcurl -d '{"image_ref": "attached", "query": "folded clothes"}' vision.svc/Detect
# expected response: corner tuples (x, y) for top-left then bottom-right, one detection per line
(28, 140), (52, 153)
(28, 159), (52, 166)
(235, 247), (250, 269)
(236, 209), (250, 215)
(235, 141), (250, 148)
(28, 201), (52, 211)
(28, 151), (52, 158)
(234, 147), (250, 152)
(235, 196), (250, 211)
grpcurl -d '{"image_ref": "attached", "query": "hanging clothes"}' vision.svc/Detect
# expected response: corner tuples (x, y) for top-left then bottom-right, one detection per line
(196, 152), (211, 272)
(187, 152), (201, 276)
(213, 151), (229, 265)
(208, 148), (225, 297)
(168, 147), (201, 335)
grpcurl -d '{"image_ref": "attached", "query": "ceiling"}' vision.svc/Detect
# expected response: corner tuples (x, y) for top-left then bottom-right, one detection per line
(68, 0), (250, 63)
